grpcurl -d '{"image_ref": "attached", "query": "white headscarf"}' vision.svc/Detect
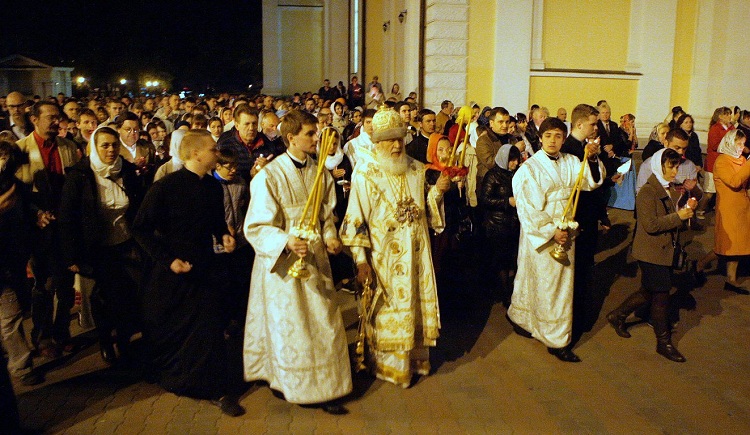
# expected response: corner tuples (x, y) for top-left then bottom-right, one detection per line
(494, 144), (514, 170)
(169, 129), (187, 170)
(320, 127), (344, 170)
(88, 127), (122, 179)
(649, 148), (671, 188)
(717, 129), (743, 159)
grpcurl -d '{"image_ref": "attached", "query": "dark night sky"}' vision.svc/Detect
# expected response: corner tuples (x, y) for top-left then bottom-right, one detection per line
(1, 1), (263, 92)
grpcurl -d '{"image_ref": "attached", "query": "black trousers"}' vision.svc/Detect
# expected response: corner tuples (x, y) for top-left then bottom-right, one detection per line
(91, 239), (144, 344)
(30, 226), (75, 347)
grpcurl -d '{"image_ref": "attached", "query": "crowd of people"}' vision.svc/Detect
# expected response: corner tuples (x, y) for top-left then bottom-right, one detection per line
(1, 77), (748, 425)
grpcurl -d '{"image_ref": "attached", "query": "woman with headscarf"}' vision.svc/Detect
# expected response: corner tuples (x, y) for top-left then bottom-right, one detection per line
(425, 133), (466, 282)
(641, 122), (670, 162)
(153, 128), (187, 182)
(331, 100), (349, 134)
(712, 129), (750, 294)
(479, 144), (521, 306)
(59, 127), (146, 363)
(606, 148), (694, 362)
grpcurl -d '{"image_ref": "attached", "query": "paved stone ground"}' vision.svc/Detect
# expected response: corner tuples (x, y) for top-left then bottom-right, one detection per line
(10, 208), (750, 434)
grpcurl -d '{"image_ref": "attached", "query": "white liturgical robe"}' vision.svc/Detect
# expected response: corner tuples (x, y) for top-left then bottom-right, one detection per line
(242, 153), (352, 404)
(508, 150), (604, 348)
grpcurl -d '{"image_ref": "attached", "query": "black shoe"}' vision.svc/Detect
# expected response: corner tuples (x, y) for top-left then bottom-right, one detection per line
(689, 261), (707, 287)
(505, 314), (532, 339)
(724, 282), (750, 295)
(20, 371), (44, 386)
(100, 341), (117, 364)
(547, 346), (581, 363)
(211, 396), (245, 417)
(321, 402), (349, 415)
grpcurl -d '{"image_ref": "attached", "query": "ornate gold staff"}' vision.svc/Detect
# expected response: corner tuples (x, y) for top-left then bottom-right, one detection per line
(354, 277), (373, 372)
(550, 147), (589, 264)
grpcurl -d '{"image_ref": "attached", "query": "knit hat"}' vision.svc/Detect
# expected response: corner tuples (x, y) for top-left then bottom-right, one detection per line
(371, 107), (406, 142)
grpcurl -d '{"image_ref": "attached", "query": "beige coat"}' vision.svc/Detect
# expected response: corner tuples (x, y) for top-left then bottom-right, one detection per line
(15, 133), (79, 187)
(632, 174), (684, 266)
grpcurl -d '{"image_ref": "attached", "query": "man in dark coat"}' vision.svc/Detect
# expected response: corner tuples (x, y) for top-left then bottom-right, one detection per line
(561, 104), (617, 341)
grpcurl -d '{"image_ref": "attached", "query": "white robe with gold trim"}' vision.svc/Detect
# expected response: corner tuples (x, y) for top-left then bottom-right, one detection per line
(340, 153), (444, 385)
(508, 151), (603, 348)
(242, 153), (352, 404)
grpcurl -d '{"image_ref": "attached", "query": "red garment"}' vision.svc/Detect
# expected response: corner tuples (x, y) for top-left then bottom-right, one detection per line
(425, 133), (449, 172)
(705, 123), (734, 172)
(234, 130), (263, 153)
(33, 131), (63, 175)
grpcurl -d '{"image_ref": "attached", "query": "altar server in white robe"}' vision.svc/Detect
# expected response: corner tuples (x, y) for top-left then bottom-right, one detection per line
(243, 110), (352, 415)
(340, 107), (450, 388)
(507, 117), (604, 363)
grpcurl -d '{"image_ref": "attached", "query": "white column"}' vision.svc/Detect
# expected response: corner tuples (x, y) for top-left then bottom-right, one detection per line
(625, 0), (643, 73)
(631, 0), (678, 129)
(687, 0), (715, 129)
(423, 0), (469, 111)
(493, 0), (533, 113)
(529, 0), (545, 70)
(262, 0), (282, 95)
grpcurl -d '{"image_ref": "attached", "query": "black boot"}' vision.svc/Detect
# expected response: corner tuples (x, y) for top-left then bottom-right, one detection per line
(606, 289), (650, 338)
(652, 292), (685, 362)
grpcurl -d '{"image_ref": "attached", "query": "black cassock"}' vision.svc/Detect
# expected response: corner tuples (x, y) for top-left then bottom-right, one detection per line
(132, 167), (231, 399)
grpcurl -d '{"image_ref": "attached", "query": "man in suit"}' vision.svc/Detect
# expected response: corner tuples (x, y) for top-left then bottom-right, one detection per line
(596, 101), (626, 177)
(15, 101), (80, 357)
(117, 111), (155, 176)
(3, 92), (32, 140)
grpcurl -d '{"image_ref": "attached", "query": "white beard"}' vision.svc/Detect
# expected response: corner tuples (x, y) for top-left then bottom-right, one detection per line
(376, 151), (409, 175)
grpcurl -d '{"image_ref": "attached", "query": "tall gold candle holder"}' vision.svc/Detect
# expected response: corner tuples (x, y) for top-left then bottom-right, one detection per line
(550, 148), (589, 265)
(288, 128), (337, 279)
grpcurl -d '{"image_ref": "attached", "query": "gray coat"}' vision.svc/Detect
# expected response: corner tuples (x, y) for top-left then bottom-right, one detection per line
(632, 174), (685, 266)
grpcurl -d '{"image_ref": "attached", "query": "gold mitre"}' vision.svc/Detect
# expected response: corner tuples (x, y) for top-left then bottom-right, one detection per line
(371, 106), (406, 142)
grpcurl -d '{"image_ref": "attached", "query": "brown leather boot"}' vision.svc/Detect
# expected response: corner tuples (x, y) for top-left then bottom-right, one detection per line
(655, 331), (686, 362)
(606, 289), (650, 338)
(652, 292), (685, 362)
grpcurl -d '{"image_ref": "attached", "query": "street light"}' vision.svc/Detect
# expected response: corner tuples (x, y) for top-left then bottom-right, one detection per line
(120, 78), (127, 85)
(146, 81), (153, 87)
(76, 76), (86, 84)
(153, 81), (159, 87)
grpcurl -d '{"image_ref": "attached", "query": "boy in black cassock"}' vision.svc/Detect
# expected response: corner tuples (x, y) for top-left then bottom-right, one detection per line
(132, 129), (244, 417)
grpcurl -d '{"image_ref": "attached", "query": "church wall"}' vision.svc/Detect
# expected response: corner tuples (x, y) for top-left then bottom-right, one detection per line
(364, 1), (386, 86)
(529, 76), (638, 120)
(280, 6), (324, 94)
(541, 0), (631, 71)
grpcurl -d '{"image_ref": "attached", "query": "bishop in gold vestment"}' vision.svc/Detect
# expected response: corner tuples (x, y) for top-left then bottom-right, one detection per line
(340, 108), (448, 388)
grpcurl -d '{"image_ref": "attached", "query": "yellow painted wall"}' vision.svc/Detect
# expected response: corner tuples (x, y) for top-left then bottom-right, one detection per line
(543, 0), (631, 71)
(466, 0), (495, 106)
(280, 7), (323, 93)
(364, 2), (385, 83)
(529, 76), (638, 119)
(670, 0), (697, 109)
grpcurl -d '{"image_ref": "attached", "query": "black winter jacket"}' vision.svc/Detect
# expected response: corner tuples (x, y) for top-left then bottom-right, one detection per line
(58, 157), (145, 270)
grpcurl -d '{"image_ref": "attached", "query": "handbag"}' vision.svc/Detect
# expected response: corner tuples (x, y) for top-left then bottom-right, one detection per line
(662, 196), (688, 270)
(671, 228), (688, 270)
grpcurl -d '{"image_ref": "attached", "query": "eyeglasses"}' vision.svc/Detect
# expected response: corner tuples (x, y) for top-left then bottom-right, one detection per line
(122, 128), (138, 134)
